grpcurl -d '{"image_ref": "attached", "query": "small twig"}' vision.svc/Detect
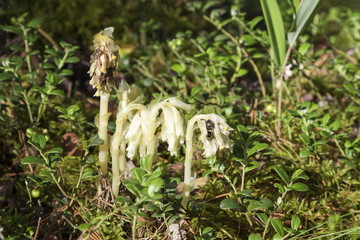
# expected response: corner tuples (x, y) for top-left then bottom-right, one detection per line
(33, 217), (42, 240)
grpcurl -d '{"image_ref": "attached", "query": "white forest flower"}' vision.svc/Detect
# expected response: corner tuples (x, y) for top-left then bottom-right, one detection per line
(124, 110), (149, 159)
(154, 98), (191, 156)
(284, 64), (293, 80)
(197, 114), (233, 158)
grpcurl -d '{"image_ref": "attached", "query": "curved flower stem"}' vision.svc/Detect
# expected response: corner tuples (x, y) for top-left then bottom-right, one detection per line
(146, 102), (169, 169)
(111, 104), (147, 196)
(182, 114), (206, 209)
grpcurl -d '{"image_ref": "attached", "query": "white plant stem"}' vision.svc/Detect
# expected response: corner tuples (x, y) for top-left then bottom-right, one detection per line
(181, 114), (205, 209)
(99, 93), (110, 176)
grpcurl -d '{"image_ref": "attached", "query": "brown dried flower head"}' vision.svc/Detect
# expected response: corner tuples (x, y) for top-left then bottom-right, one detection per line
(88, 27), (120, 96)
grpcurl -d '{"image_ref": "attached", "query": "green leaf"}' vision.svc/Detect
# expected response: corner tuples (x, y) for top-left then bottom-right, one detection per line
(21, 156), (43, 165)
(299, 148), (312, 158)
(82, 169), (96, 179)
(191, 86), (202, 96)
(147, 178), (164, 197)
(27, 17), (43, 28)
(273, 233), (282, 240)
(245, 161), (260, 172)
(274, 183), (285, 194)
(299, 132), (310, 145)
(271, 219), (284, 237)
(287, 0), (320, 47)
(65, 56), (80, 63)
(236, 69), (248, 77)
(0, 72), (15, 81)
(248, 233), (262, 240)
(256, 212), (269, 224)
(260, 0), (286, 67)
(77, 223), (91, 231)
(45, 147), (63, 155)
(247, 143), (269, 157)
(1, 25), (22, 35)
(291, 215), (301, 230)
(273, 166), (290, 184)
(290, 183), (309, 192)
(248, 198), (273, 211)
(321, 114), (331, 127)
(88, 136), (104, 148)
(220, 198), (241, 210)
(140, 155), (152, 170)
(298, 42), (311, 55)
(170, 63), (186, 73)
(30, 134), (47, 151)
(291, 169), (304, 180)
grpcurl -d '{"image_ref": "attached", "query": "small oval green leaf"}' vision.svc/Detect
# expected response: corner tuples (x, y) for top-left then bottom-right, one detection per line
(220, 198), (241, 210)
(21, 156), (43, 165)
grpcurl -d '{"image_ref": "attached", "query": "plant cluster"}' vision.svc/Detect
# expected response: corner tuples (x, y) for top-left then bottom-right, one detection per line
(0, 1), (359, 240)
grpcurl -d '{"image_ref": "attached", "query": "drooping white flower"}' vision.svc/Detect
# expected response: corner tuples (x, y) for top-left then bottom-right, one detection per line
(124, 110), (149, 159)
(197, 114), (233, 158)
(284, 64), (293, 80)
(156, 98), (191, 156)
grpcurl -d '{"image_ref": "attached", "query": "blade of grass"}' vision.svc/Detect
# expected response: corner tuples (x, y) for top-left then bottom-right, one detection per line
(260, 0), (286, 67)
(287, 0), (321, 47)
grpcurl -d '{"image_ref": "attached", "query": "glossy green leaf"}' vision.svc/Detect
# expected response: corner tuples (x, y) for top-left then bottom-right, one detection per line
(248, 233), (262, 240)
(88, 136), (104, 148)
(288, 0), (320, 47)
(45, 147), (63, 155)
(77, 223), (91, 231)
(220, 198), (241, 210)
(0, 72), (15, 81)
(171, 63), (186, 73)
(290, 183), (309, 192)
(274, 183), (285, 194)
(29, 134), (47, 151)
(260, 0), (286, 67)
(21, 156), (43, 165)
(300, 148), (312, 158)
(299, 132), (310, 145)
(291, 215), (301, 230)
(191, 86), (202, 96)
(245, 161), (260, 172)
(273, 166), (290, 184)
(27, 17), (43, 28)
(65, 56), (80, 63)
(256, 212), (269, 224)
(271, 219), (284, 237)
(248, 198), (273, 211)
(147, 178), (164, 197)
(247, 143), (269, 157)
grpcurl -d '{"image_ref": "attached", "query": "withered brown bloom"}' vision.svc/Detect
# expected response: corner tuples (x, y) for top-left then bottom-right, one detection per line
(88, 27), (120, 96)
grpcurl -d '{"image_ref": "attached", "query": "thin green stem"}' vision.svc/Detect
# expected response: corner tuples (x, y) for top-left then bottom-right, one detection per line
(39, 151), (68, 198)
(132, 215), (137, 240)
(21, 25), (32, 73)
(276, 46), (292, 137)
(22, 91), (34, 124)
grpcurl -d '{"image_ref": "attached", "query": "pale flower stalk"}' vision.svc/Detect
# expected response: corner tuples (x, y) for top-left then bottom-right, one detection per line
(111, 81), (145, 196)
(88, 27), (119, 195)
(182, 114), (233, 208)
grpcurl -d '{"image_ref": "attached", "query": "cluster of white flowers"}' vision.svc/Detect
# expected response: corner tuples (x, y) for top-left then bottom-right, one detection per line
(113, 82), (233, 165)
(112, 81), (191, 163)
